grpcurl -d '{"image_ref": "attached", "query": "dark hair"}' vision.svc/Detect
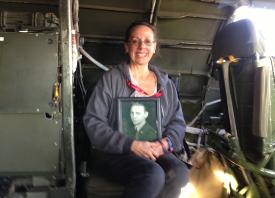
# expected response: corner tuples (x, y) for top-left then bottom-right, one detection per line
(124, 21), (159, 43)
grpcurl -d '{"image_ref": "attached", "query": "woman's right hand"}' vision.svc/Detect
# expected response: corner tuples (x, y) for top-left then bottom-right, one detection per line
(130, 140), (160, 160)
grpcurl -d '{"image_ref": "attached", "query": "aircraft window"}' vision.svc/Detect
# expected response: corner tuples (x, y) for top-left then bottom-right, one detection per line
(232, 6), (275, 56)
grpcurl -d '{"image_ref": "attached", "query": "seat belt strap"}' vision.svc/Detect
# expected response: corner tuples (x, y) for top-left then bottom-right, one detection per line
(222, 61), (239, 145)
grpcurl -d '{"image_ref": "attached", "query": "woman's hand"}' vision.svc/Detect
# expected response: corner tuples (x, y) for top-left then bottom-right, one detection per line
(130, 140), (161, 160)
(151, 138), (168, 156)
(130, 139), (168, 160)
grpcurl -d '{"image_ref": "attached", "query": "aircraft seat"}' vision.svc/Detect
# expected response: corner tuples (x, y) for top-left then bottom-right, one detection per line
(212, 19), (274, 165)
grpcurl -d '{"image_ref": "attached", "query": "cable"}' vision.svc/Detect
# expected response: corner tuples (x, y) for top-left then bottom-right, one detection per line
(79, 47), (109, 71)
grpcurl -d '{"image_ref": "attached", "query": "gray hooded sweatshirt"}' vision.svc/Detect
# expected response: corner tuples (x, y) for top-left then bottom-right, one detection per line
(83, 63), (186, 154)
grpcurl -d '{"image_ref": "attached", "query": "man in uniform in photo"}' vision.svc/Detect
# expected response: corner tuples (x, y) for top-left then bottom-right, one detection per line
(126, 102), (157, 141)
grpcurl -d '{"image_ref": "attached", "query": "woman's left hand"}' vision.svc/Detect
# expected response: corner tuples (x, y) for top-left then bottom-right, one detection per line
(151, 138), (168, 157)
(151, 142), (164, 157)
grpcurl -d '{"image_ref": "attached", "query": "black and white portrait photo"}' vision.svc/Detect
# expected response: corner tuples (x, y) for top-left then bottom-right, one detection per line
(118, 97), (161, 141)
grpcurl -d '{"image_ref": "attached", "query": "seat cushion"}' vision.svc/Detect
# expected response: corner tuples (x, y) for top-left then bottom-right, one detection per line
(85, 173), (124, 198)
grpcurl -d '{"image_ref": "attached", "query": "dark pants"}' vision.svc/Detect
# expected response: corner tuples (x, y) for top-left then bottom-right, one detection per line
(91, 151), (189, 198)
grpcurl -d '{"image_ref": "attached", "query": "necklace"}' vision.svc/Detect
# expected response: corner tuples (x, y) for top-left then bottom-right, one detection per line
(129, 68), (151, 85)
(140, 79), (146, 84)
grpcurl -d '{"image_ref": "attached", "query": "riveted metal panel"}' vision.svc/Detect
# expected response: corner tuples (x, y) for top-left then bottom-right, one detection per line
(0, 113), (61, 174)
(0, 32), (61, 176)
(0, 32), (58, 113)
(159, 0), (231, 16)
(152, 47), (211, 75)
(80, 0), (151, 10)
(79, 9), (147, 38)
(157, 18), (220, 42)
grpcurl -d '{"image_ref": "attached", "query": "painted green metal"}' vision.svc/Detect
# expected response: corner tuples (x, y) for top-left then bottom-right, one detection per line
(0, 32), (58, 113)
(0, 0), (275, 197)
(208, 132), (274, 197)
(59, 0), (76, 197)
(0, 32), (61, 175)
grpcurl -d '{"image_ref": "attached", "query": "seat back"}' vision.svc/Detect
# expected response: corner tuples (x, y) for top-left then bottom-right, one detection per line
(212, 19), (275, 164)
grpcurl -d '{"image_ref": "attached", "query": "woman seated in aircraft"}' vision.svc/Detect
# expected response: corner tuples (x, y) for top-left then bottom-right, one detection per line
(83, 21), (189, 198)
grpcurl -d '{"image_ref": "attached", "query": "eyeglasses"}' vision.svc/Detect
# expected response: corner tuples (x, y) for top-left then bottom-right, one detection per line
(128, 38), (156, 47)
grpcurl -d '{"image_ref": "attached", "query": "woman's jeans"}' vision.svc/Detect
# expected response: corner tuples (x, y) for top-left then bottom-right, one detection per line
(90, 150), (189, 198)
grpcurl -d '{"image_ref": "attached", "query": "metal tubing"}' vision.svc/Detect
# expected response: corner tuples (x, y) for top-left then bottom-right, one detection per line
(59, 0), (75, 197)
(151, 0), (162, 26)
(158, 11), (227, 20)
(82, 34), (212, 50)
(79, 4), (145, 14)
(149, 0), (156, 23)
(79, 47), (109, 71)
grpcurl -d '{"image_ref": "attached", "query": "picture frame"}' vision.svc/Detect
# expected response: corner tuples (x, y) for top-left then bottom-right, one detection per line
(117, 97), (161, 141)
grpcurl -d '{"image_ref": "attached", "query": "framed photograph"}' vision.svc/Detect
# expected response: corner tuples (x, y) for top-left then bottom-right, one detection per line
(118, 97), (161, 141)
